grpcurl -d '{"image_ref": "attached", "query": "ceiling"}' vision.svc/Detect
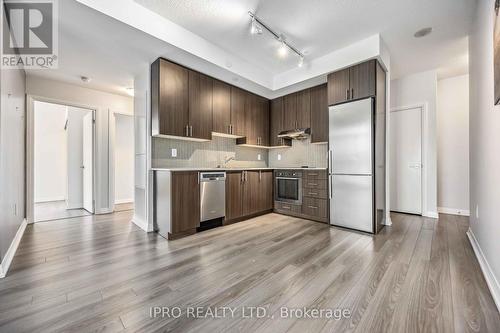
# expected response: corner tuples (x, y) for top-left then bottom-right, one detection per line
(27, 0), (476, 97)
(134, 0), (475, 79)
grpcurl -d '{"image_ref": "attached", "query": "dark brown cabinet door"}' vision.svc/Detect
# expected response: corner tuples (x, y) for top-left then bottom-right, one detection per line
(152, 59), (189, 137)
(350, 60), (376, 100)
(259, 171), (274, 211)
(310, 84), (328, 143)
(296, 89), (311, 129)
(257, 97), (270, 146)
(283, 93), (298, 130)
(226, 172), (243, 221)
(242, 171), (259, 215)
(171, 172), (200, 233)
(243, 93), (259, 145)
(212, 79), (231, 135)
(230, 87), (246, 137)
(270, 97), (285, 147)
(327, 67), (350, 106)
(188, 71), (213, 140)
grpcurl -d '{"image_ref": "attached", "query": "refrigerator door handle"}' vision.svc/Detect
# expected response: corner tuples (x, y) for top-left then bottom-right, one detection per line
(329, 176), (333, 199)
(328, 150), (333, 173)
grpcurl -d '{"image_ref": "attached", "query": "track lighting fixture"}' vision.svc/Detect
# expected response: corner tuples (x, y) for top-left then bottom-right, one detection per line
(248, 11), (305, 67)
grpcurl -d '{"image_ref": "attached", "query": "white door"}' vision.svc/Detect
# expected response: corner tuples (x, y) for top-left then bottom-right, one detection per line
(390, 107), (422, 214)
(82, 113), (94, 213)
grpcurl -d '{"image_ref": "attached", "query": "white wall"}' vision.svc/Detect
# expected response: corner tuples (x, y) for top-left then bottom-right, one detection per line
(437, 75), (470, 215)
(34, 102), (67, 203)
(114, 114), (134, 204)
(66, 107), (92, 209)
(27, 76), (133, 213)
(391, 70), (438, 217)
(0, 54), (26, 267)
(468, 0), (500, 307)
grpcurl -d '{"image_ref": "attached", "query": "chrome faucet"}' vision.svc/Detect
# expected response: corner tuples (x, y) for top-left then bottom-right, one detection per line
(218, 155), (235, 168)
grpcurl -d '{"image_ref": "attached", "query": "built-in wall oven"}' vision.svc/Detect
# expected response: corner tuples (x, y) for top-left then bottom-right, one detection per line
(275, 170), (302, 205)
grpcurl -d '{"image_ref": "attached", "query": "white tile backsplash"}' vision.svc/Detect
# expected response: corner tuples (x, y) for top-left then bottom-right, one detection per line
(152, 135), (268, 168)
(268, 138), (328, 168)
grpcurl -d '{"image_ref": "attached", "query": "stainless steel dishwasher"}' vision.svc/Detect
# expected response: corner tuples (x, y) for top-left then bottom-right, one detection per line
(199, 172), (226, 222)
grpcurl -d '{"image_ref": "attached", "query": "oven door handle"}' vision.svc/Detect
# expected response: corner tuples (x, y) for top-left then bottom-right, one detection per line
(275, 177), (301, 180)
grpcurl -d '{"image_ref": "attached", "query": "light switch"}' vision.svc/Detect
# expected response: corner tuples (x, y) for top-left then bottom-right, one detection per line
(171, 148), (177, 157)
(257, 154), (261, 161)
(277, 154), (282, 161)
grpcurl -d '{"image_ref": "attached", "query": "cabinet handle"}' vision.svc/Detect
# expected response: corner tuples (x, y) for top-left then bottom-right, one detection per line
(228, 125), (231, 134)
(282, 205), (291, 210)
(309, 192), (318, 196)
(308, 183), (318, 186)
(346, 89), (349, 100)
(351, 88), (354, 99)
(231, 125), (234, 135)
(308, 205), (318, 209)
(241, 172), (244, 182)
(259, 170), (262, 181)
(185, 125), (189, 137)
(189, 126), (193, 137)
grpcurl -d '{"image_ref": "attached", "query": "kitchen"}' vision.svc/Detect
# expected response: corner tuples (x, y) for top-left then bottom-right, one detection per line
(151, 58), (387, 240)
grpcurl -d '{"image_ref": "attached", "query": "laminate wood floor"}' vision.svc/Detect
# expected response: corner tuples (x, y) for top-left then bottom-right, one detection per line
(0, 211), (498, 332)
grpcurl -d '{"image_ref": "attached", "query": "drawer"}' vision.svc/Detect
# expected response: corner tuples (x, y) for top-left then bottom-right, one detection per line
(303, 188), (328, 199)
(304, 170), (327, 180)
(302, 197), (328, 219)
(275, 201), (301, 214)
(303, 179), (327, 190)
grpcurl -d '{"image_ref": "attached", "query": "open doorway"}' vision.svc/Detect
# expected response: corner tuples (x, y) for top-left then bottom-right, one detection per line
(33, 101), (95, 222)
(111, 113), (134, 213)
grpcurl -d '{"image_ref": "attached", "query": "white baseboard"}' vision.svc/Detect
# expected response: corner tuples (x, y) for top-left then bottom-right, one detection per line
(423, 211), (439, 219)
(0, 219), (27, 278)
(438, 207), (470, 216)
(34, 197), (65, 203)
(466, 229), (500, 312)
(66, 202), (83, 210)
(115, 199), (134, 205)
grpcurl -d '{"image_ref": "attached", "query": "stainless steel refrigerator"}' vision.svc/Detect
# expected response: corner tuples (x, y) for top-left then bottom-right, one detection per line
(328, 97), (385, 233)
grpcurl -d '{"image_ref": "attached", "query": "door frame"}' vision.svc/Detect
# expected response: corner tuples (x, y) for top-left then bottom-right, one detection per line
(108, 110), (134, 212)
(389, 103), (428, 216)
(26, 95), (97, 224)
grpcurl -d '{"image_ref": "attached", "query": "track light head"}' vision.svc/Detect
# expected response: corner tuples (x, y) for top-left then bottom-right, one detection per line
(298, 56), (304, 67)
(250, 17), (262, 35)
(278, 39), (288, 58)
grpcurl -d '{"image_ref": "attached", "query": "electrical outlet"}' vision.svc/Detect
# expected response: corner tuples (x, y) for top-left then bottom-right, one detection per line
(171, 148), (177, 157)
(475, 205), (479, 220)
(257, 154), (261, 161)
(277, 154), (282, 161)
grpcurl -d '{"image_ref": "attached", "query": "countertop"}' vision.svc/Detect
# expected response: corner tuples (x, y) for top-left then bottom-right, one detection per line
(151, 167), (327, 172)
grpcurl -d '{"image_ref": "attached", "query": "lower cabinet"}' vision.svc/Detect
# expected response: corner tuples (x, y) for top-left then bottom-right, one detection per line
(273, 170), (329, 224)
(171, 172), (200, 235)
(226, 170), (273, 223)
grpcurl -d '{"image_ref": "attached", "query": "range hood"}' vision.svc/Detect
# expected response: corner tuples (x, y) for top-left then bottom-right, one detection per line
(277, 128), (311, 140)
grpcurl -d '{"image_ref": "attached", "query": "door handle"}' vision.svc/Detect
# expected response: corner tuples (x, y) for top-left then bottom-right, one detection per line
(328, 150), (333, 172)
(329, 176), (333, 199)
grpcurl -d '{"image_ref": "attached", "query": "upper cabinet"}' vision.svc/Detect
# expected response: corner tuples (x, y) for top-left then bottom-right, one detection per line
(230, 87), (247, 137)
(188, 70), (213, 140)
(282, 90), (310, 130)
(212, 79), (231, 135)
(327, 59), (376, 105)
(296, 89), (311, 129)
(151, 58), (189, 138)
(237, 93), (269, 146)
(151, 58), (212, 140)
(270, 97), (292, 147)
(310, 84), (328, 143)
